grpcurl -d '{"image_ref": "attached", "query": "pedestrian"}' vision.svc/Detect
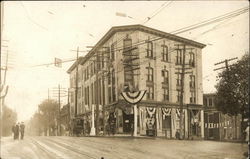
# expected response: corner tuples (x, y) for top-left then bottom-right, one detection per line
(20, 122), (25, 140)
(12, 124), (16, 140)
(175, 130), (180, 140)
(15, 123), (20, 140)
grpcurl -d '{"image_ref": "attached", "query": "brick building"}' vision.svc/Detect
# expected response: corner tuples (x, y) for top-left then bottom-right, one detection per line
(67, 25), (206, 138)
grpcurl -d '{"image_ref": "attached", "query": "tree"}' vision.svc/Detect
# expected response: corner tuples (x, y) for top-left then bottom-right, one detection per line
(1, 105), (17, 136)
(215, 53), (249, 138)
(28, 99), (59, 136)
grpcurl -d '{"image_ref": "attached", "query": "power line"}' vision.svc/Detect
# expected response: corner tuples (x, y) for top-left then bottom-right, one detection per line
(143, 1), (173, 24)
(20, 1), (48, 31)
(171, 6), (249, 35)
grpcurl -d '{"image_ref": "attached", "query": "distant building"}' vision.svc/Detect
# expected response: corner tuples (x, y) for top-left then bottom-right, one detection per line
(67, 25), (206, 138)
(60, 104), (70, 135)
(204, 93), (242, 140)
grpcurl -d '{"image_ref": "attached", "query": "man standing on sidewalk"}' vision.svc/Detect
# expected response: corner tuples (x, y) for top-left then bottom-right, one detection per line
(20, 122), (25, 140)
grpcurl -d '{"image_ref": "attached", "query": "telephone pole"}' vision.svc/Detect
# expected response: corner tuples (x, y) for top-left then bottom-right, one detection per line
(58, 84), (61, 136)
(175, 44), (194, 139)
(51, 85), (67, 136)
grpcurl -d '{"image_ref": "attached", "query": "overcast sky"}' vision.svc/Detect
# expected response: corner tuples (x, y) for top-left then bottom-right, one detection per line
(1, 1), (249, 121)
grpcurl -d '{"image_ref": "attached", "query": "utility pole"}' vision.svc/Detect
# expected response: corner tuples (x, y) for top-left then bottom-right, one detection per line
(179, 44), (186, 140)
(70, 47), (85, 118)
(175, 44), (194, 139)
(58, 84), (61, 136)
(75, 47), (79, 118)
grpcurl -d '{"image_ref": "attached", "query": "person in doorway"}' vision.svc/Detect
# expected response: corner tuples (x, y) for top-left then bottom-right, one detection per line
(20, 122), (25, 140)
(175, 130), (181, 140)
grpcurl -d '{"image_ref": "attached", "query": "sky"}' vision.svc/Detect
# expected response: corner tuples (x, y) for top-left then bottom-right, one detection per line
(1, 1), (249, 121)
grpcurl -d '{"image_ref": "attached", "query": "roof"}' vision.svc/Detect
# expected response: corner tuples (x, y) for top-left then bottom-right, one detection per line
(67, 56), (84, 73)
(203, 93), (216, 97)
(67, 24), (206, 73)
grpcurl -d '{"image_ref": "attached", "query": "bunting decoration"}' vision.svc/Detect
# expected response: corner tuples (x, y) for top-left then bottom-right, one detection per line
(176, 109), (180, 119)
(162, 108), (172, 119)
(146, 107), (156, 118)
(121, 90), (147, 104)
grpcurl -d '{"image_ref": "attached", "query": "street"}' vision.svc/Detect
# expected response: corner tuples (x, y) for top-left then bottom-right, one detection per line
(1, 136), (248, 159)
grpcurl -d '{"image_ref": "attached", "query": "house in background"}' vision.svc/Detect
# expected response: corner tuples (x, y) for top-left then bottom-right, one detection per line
(204, 93), (242, 140)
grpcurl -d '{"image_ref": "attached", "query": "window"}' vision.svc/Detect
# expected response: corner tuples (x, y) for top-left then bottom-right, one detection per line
(97, 52), (101, 71)
(177, 90), (181, 102)
(86, 66), (89, 80)
(91, 83), (95, 104)
(190, 75), (195, 89)
(85, 87), (87, 105)
(146, 39), (153, 58)
(163, 88), (169, 101)
(123, 38), (132, 54)
(203, 98), (208, 107)
(108, 87), (112, 104)
(176, 49), (184, 65)
(90, 63), (93, 77)
(162, 45), (168, 62)
(111, 43), (115, 61)
(209, 98), (213, 106)
(87, 86), (89, 106)
(146, 86), (154, 100)
(102, 79), (105, 105)
(162, 69), (169, 84)
(176, 74), (181, 86)
(123, 38), (133, 84)
(112, 69), (116, 102)
(147, 66), (154, 82)
(108, 70), (111, 85)
(189, 52), (195, 67)
(190, 91), (196, 103)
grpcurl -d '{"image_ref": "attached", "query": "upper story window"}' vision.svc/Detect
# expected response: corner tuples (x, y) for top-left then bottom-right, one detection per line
(209, 98), (213, 106)
(86, 66), (89, 80)
(177, 90), (181, 102)
(162, 67), (169, 85)
(146, 38), (153, 58)
(190, 75), (195, 89)
(190, 91), (196, 104)
(163, 88), (169, 101)
(146, 85), (154, 100)
(123, 37), (132, 55)
(203, 98), (208, 107)
(146, 65), (154, 82)
(176, 49), (184, 65)
(162, 44), (169, 62)
(176, 73), (181, 87)
(111, 43), (115, 61)
(189, 52), (195, 67)
(90, 63), (93, 77)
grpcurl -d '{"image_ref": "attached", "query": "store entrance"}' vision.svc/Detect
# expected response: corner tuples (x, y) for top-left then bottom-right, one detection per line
(123, 112), (134, 133)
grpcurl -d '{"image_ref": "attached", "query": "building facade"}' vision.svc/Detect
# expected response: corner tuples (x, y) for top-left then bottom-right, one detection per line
(67, 25), (206, 138)
(204, 93), (242, 140)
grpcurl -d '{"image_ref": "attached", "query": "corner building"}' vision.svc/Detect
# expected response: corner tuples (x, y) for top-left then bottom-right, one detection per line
(67, 25), (206, 138)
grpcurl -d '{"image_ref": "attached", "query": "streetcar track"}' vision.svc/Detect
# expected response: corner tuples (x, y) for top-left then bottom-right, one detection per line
(40, 137), (97, 159)
(30, 137), (64, 159)
(51, 137), (135, 159)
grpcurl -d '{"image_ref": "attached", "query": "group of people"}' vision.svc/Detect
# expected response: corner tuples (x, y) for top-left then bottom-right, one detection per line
(12, 122), (25, 140)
